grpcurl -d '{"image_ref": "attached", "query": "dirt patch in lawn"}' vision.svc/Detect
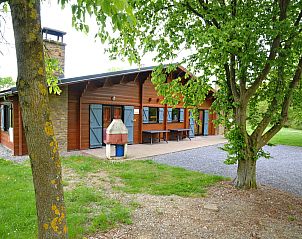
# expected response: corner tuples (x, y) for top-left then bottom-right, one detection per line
(89, 182), (302, 239)
(62, 168), (302, 239)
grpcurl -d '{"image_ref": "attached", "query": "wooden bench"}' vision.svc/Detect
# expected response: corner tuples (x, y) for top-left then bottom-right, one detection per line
(169, 128), (191, 141)
(142, 130), (170, 144)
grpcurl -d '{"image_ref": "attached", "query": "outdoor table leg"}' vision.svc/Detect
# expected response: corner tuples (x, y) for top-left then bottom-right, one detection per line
(158, 132), (161, 143)
(187, 131), (191, 140)
(163, 132), (168, 143)
(150, 133), (153, 144)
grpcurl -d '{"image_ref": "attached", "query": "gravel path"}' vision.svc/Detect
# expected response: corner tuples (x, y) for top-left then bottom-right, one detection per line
(153, 144), (302, 196)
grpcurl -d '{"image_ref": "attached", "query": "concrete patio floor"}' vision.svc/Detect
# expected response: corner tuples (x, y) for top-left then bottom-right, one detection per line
(81, 135), (227, 160)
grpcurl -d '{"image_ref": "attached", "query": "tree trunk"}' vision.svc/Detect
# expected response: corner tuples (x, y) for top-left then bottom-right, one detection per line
(9, 1), (68, 238)
(236, 154), (257, 189)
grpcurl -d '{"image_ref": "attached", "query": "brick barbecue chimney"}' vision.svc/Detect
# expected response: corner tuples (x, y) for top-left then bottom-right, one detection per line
(42, 27), (66, 77)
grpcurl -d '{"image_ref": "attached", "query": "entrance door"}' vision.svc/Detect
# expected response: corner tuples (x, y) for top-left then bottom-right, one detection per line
(189, 112), (195, 138)
(194, 110), (204, 136)
(103, 105), (122, 143)
(90, 104), (103, 148)
(124, 106), (134, 144)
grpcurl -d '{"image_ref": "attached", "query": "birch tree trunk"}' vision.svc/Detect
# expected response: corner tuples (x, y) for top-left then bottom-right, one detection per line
(9, 0), (68, 238)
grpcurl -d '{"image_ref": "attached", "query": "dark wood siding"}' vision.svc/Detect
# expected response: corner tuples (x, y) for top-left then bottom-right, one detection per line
(142, 79), (164, 107)
(1, 131), (13, 150)
(81, 81), (140, 106)
(13, 97), (28, 155)
(67, 84), (82, 150)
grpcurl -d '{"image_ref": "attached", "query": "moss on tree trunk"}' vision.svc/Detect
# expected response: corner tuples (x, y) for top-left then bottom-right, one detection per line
(9, 0), (68, 238)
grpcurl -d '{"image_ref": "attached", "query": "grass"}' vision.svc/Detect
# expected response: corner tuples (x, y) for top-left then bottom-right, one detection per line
(65, 186), (132, 238)
(269, 127), (302, 147)
(62, 155), (104, 176)
(63, 156), (226, 197)
(0, 160), (37, 239)
(1, 156), (226, 238)
(0, 159), (132, 239)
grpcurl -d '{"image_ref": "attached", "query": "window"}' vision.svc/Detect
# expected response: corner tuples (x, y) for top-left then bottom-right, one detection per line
(172, 108), (180, 122)
(148, 107), (158, 123)
(1, 104), (13, 131)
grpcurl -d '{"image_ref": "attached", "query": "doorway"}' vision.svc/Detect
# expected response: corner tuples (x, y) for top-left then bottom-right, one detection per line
(194, 110), (204, 136)
(103, 105), (123, 143)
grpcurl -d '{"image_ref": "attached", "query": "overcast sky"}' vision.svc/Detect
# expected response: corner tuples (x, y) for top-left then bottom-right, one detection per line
(0, 2), (156, 80)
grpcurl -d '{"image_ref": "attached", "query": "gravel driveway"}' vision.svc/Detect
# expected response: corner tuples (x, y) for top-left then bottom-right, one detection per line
(153, 144), (302, 196)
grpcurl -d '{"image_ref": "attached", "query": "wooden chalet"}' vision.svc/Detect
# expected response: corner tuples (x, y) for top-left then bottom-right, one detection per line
(0, 28), (218, 156)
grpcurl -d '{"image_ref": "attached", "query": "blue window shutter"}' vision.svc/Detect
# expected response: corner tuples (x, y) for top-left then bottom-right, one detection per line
(189, 111), (195, 138)
(203, 110), (209, 136)
(8, 106), (11, 128)
(1, 106), (4, 130)
(167, 108), (172, 123)
(158, 108), (164, 123)
(124, 106), (134, 144)
(90, 104), (103, 148)
(179, 108), (184, 122)
(143, 107), (149, 123)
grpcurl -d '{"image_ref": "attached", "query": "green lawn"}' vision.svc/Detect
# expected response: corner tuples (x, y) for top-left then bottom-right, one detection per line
(270, 127), (302, 147)
(1, 156), (225, 238)
(63, 156), (226, 197)
(0, 159), (131, 239)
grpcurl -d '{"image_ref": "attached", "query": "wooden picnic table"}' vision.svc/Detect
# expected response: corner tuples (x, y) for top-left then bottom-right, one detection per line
(142, 130), (170, 144)
(169, 128), (191, 142)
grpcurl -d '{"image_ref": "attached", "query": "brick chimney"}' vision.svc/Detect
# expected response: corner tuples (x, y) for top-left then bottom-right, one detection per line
(42, 28), (68, 153)
(42, 27), (66, 77)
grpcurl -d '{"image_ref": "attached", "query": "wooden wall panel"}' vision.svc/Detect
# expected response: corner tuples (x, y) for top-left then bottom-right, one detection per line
(142, 123), (165, 131)
(68, 85), (82, 150)
(133, 107), (140, 144)
(142, 79), (164, 106)
(80, 103), (90, 149)
(1, 131), (13, 150)
(199, 96), (214, 109)
(167, 122), (186, 130)
(208, 112), (217, 135)
(82, 81), (140, 106)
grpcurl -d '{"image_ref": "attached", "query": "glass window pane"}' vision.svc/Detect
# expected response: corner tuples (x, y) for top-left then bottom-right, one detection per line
(149, 107), (158, 123)
(172, 108), (179, 122)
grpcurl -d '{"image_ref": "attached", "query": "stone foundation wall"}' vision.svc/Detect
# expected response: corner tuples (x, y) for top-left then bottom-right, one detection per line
(49, 86), (68, 152)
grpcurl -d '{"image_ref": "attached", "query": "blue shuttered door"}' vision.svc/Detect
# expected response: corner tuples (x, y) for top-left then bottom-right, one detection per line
(189, 112), (195, 138)
(90, 104), (103, 148)
(158, 108), (164, 123)
(143, 107), (149, 123)
(179, 108), (184, 122)
(167, 108), (172, 123)
(124, 106), (134, 144)
(203, 110), (209, 136)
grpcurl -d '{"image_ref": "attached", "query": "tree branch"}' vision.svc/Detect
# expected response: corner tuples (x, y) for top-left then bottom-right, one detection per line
(245, 1), (290, 100)
(224, 62), (239, 102)
(260, 56), (302, 146)
(230, 54), (240, 100)
(184, 2), (212, 26)
(196, 0), (220, 28)
(245, 35), (281, 99)
(294, 9), (302, 26)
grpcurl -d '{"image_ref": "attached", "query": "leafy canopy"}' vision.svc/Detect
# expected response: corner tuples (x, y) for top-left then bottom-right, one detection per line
(102, 0), (302, 163)
(0, 76), (14, 90)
